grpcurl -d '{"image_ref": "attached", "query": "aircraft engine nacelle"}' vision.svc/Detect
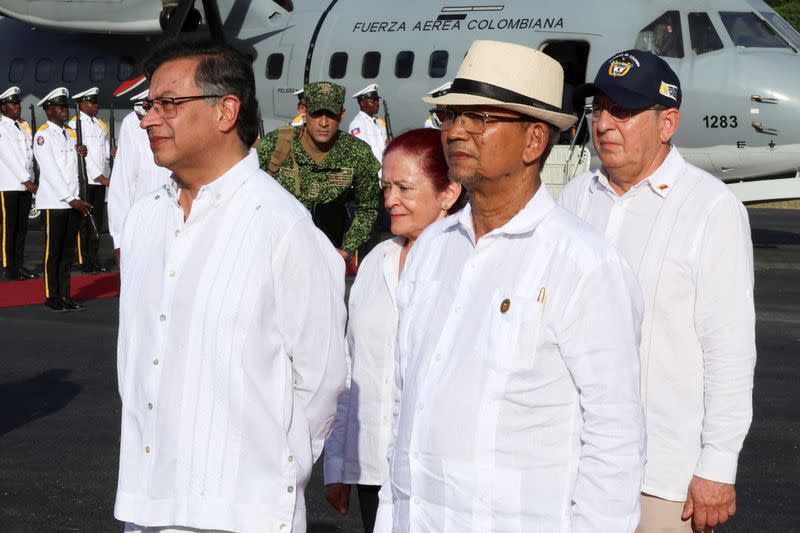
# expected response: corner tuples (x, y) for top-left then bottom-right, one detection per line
(0, 0), (164, 34)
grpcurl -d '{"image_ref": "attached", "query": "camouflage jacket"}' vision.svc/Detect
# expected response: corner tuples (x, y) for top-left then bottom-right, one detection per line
(257, 126), (381, 253)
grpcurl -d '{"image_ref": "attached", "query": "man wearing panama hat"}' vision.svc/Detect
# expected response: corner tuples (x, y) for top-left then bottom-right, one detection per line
(374, 40), (646, 532)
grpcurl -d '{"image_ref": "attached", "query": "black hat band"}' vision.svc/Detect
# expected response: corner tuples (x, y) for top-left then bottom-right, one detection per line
(449, 78), (562, 114)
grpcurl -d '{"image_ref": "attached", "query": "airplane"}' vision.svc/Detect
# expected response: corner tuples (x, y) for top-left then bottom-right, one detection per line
(1, 0), (799, 203)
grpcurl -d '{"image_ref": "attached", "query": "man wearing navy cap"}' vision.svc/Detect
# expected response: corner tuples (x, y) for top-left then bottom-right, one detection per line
(69, 87), (113, 273)
(559, 50), (756, 533)
(0, 86), (38, 280)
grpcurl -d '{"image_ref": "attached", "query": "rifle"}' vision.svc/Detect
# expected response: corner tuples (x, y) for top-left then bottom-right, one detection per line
(257, 107), (265, 140)
(108, 104), (116, 171)
(74, 105), (100, 240)
(382, 98), (394, 140)
(28, 104), (40, 184)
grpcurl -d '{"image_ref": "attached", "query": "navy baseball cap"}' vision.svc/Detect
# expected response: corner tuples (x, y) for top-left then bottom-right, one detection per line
(575, 50), (681, 109)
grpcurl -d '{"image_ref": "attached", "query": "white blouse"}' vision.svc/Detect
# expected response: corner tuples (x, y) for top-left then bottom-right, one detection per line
(325, 236), (404, 486)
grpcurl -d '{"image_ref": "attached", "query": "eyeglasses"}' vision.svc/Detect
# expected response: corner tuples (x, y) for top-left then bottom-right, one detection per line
(133, 94), (222, 119)
(590, 103), (660, 123)
(429, 108), (535, 134)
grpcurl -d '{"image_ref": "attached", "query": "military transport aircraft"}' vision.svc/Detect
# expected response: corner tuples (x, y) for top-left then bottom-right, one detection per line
(1, 0), (799, 202)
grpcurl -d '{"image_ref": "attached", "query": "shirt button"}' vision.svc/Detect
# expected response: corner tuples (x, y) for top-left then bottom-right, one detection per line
(287, 455), (294, 462)
(175, 230), (180, 236)
(417, 403), (424, 411)
(159, 314), (166, 322)
(412, 496), (420, 505)
(147, 402), (153, 410)
(287, 486), (294, 493)
(279, 525), (288, 531)
(168, 270), (176, 277)
(144, 446), (151, 453)
(152, 358), (159, 366)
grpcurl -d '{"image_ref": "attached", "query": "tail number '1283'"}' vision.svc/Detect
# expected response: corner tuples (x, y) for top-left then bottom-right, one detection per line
(703, 115), (738, 128)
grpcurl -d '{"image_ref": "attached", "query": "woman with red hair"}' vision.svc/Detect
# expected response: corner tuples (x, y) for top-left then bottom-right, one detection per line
(323, 128), (464, 532)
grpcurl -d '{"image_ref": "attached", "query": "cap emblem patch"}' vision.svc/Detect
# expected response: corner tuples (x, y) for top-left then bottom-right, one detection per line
(609, 60), (632, 77)
(659, 81), (679, 101)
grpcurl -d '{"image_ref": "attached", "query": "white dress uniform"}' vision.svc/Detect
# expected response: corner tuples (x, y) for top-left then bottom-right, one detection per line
(107, 109), (172, 250)
(348, 111), (387, 166)
(0, 88), (35, 277)
(0, 113), (33, 192)
(68, 113), (110, 185)
(34, 87), (83, 305)
(34, 120), (79, 210)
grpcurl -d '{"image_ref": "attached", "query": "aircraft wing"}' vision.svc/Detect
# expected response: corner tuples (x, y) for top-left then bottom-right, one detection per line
(0, 0), (162, 33)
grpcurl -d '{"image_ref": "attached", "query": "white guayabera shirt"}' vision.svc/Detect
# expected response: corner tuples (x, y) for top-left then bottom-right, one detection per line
(107, 111), (172, 249)
(375, 187), (647, 533)
(114, 150), (347, 533)
(558, 147), (756, 501)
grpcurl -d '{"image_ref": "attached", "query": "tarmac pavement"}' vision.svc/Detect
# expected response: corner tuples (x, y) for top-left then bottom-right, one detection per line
(0, 208), (798, 532)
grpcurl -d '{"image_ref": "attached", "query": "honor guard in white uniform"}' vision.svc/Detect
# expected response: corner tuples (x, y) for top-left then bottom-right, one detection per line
(348, 84), (388, 169)
(107, 88), (172, 265)
(34, 87), (91, 312)
(68, 87), (111, 273)
(290, 88), (305, 126)
(0, 86), (38, 280)
(423, 81), (451, 128)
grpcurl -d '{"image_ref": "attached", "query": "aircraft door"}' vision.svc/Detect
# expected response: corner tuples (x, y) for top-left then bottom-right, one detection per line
(539, 41), (592, 195)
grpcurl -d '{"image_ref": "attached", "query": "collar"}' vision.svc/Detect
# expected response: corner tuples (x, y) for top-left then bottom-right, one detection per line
(166, 149), (257, 207)
(446, 183), (556, 242)
(591, 146), (685, 199)
(382, 236), (406, 303)
(0, 114), (14, 126)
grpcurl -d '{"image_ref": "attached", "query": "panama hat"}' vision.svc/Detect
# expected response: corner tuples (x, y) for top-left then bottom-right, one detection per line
(422, 40), (576, 131)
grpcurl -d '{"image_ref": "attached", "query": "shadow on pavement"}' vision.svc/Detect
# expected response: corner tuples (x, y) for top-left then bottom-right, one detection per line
(0, 369), (81, 437)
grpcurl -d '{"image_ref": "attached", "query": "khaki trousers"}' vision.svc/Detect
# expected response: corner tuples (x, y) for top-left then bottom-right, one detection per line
(636, 493), (696, 533)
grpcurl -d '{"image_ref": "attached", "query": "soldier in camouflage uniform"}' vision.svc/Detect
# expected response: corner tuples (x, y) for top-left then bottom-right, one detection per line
(257, 81), (381, 262)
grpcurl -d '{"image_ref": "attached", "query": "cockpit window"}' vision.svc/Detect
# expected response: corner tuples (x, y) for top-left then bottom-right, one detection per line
(689, 13), (724, 55)
(760, 11), (800, 51)
(635, 11), (684, 58)
(720, 12), (791, 48)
